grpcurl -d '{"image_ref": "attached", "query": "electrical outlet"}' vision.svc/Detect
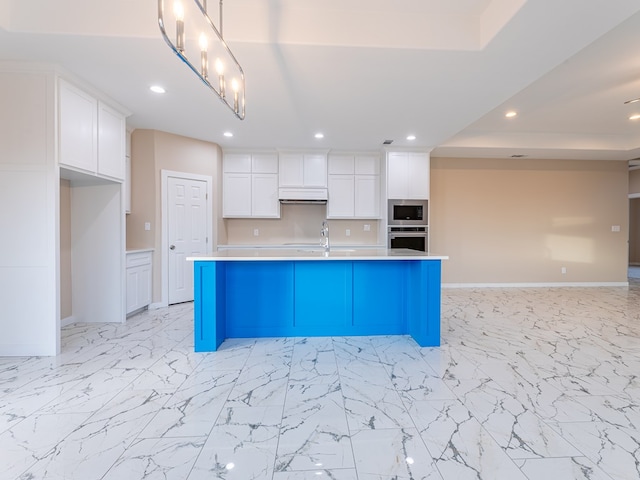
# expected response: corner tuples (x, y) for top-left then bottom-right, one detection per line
(561, 267), (567, 274)
(253, 228), (259, 237)
(144, 222), (151, 231)
(611, 225), (621, 232)
(364, 224), (371, 232)
(346, 229), (351, 237)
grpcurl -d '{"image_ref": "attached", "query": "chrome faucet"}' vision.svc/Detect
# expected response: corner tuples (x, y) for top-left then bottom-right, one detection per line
(320, 220), (330, 252)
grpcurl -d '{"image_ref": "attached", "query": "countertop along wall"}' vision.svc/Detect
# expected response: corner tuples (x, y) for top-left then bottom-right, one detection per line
(430, 157), (629, 286)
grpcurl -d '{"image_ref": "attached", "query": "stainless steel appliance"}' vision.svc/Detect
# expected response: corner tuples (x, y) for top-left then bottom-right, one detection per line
(388, 199), (428, 225)
(388, 226), (428, 252)
(387, 199), (429, 251)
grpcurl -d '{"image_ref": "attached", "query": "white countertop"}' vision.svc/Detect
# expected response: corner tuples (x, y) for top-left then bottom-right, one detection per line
(188, 248), (448, 262)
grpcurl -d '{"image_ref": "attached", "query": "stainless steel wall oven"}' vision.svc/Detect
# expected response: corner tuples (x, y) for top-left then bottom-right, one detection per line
(387, 199), (429, 251)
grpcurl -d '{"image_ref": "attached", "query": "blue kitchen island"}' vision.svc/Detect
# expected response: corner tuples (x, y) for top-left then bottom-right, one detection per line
(188, 248), (448, 352)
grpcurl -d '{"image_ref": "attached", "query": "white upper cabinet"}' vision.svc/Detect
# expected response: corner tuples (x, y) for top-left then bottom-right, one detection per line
(327, 153), (380, 219)
(387, 151), (430, 199)
(252, 153), (278, 174)
(327, 175), (355, 217)
(223, 152), (280, 218)
(278, 152), (327, 188)
(58, 78), (126, 182)
(97, 102), (126, 180)
(59, 80), (97, 173)
(302, 154), (327, 187)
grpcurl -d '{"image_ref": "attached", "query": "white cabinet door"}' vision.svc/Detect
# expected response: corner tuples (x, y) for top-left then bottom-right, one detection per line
(355, 155), (380, 175)
(126, 267), (140, 313)
(126, 251), (152, 315)
(224, 153), (251, 173)
(252, 174), (279, 217)
(252, 153), (278, 174)
(387, 152), (429, 199)
(328, 155), (355, 175)
(223, 173), (251, 217)
(59, 79), (97, 173)
(387, 152), (409, 199)
(139, 264), (152, 308)
(97, 101), (125, 181)
(328, 175), (354, 218)
(355, 175), (380, 218)
(303, 154), (327, 187)
(279, 153), (304, 187)
(407, 153), (430, 199)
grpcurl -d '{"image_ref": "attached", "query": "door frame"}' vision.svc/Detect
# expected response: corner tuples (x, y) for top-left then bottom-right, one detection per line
(160, 170), (213, 308)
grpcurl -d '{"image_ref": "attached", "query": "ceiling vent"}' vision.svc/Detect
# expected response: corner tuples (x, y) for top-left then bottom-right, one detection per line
(383, 139), (394, 145)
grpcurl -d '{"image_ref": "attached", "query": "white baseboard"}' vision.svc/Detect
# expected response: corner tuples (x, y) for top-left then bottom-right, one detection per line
(0, 343), (58, 356)
(60, 315), (76, 327)
(443, 282), (629, 288)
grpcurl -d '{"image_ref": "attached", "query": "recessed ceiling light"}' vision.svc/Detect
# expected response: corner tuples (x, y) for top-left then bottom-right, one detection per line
(150, 85), (166, 94)
(223, 131), (233, 137)
(505, 111), (517, 118)
(624, 97), (640, 105)
(630, 114), (640, 121)
(406, 135), (416, 141)
(314, 133), (324, 139)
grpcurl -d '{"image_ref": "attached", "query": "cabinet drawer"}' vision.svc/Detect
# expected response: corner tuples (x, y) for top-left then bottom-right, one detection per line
(126, 251), (152, 268)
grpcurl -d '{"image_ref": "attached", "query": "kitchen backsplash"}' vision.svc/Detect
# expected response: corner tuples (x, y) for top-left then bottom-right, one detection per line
(224, 204), (380, 245)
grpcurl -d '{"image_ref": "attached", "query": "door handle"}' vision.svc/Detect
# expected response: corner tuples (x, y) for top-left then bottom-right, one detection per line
(170, 245), (175, 250)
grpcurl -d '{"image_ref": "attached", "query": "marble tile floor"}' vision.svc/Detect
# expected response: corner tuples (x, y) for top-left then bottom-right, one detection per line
(2, 281), (640, 479)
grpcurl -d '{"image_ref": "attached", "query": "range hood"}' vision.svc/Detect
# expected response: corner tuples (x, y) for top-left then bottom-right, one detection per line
(279, 187), (328, 204)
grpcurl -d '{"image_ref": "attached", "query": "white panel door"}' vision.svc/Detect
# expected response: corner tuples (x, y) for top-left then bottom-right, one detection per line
(223, 173), (251, 217)
(303, 154), (327, 187)
(168, 177), (208, 305)
(97, 101), (125, 180)
(355, 175), (380, 218)
(327, 175), (354, 218)
(252, 174), (280, 217)
(387, 152), (409, 199)
(59, 80), (97, 173)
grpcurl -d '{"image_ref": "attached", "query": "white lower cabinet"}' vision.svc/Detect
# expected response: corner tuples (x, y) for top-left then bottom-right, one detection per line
(126, 250), (152, 316)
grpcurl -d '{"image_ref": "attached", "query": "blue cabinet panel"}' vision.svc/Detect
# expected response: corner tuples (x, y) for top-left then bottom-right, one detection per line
(225, 261), (294, 337)
(407, 260), (441, 347)
(353, 261), (406, 335)
(294, 262), (353, 335)
(194, 261), (226, 351)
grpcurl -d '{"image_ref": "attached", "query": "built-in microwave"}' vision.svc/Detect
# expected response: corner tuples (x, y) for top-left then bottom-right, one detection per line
(388, 199), (428, 226)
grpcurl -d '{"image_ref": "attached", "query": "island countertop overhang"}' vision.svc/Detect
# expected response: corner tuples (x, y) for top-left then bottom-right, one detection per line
(188, 248), (448, 262)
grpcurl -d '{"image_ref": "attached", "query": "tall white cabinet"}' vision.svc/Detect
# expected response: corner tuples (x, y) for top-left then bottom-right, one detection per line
(0, 63), (128, 356)
(327, 153), (381, 219)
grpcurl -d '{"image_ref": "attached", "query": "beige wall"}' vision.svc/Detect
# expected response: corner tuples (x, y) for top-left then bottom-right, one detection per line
(430, 157), (629, 284)
(59, 179), (72, 319)
(225, 206), (381, 246)
(127, 129), (221, 303)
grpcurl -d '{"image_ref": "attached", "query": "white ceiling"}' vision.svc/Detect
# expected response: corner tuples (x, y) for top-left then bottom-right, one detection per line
(1, 0), (640, 160)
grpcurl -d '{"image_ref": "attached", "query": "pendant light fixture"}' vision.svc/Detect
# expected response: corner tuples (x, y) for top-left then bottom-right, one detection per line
(158, 0), (245, 120)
